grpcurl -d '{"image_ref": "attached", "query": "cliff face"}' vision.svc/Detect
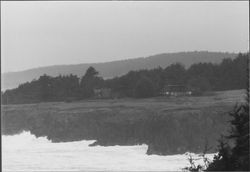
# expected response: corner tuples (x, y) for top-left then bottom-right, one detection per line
(2, 90), (244, 155)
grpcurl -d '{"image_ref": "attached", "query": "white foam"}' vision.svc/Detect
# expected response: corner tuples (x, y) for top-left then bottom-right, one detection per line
(2, 131), (215, 171)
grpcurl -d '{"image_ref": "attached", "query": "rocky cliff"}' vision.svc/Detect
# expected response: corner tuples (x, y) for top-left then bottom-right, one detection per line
(2, 90), (244, 155)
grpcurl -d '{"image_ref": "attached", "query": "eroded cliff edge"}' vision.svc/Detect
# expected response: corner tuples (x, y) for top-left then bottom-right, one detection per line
(2, 90), (244, 155)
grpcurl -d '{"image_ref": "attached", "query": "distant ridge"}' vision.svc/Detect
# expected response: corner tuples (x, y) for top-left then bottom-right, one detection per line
(1, 51), (237, 91)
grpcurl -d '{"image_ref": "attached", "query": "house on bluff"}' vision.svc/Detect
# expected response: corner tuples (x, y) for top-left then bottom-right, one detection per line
(161, 85), (192, 96)
(93, 88), (112, 99)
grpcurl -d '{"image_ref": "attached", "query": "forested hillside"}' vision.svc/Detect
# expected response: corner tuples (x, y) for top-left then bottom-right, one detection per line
(2, 51), (236, 90)
(1, 53), (248, 105)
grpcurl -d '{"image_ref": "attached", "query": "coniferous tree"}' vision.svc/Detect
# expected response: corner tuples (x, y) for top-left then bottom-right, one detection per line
(80, 66), (103, 98)
(206, 90), (249, 171)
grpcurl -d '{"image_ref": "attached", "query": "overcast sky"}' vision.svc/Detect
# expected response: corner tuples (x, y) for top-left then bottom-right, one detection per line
(1, 1), (249, 73)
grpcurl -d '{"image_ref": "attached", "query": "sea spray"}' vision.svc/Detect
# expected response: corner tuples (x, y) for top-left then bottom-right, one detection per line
(2, 132), (215, 171)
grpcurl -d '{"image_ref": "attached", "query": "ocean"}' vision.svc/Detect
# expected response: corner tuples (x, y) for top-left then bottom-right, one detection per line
(2, 131), (214, 171)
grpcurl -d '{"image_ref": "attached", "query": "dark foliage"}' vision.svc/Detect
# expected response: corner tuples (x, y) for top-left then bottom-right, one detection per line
(2, 74), (81, 104)
(206, 92), (249, 171)
(134, 76), (155, 98)
(183, 90), (249, 171)
(80, 66), (104, 98)
(1, 53), (248, 104)
(164, 63), (187, 85)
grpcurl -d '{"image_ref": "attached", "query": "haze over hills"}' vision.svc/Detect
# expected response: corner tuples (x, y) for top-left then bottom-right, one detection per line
(2, 51), (237, 91)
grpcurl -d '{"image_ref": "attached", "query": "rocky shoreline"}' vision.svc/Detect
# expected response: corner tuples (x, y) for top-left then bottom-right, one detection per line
(2, 90), (243, 155)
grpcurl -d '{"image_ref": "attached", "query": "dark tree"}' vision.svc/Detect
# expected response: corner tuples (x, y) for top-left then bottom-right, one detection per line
(83, 66), (99, 79)
(133, 76), (155, 98)
(164, 63), (186, 85)
(80, 66), (103, 98)
(206, 91), (249, 171)
(187, 76), (211, 93)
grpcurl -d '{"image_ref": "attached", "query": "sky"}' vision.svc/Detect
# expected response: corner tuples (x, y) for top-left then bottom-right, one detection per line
(1, 1), (249, 73)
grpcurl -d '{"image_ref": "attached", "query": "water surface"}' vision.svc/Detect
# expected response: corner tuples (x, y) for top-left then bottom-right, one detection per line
(2, 132), (214, 171)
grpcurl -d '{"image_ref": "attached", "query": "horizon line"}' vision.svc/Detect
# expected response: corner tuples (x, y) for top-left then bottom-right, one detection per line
(2, 50), (247, 74)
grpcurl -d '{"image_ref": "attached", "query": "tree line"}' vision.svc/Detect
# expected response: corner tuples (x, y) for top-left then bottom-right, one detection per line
(1, 53), (248, 104)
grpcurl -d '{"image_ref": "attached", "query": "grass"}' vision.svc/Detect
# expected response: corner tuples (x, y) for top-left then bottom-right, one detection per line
(2, 89), (245, 115)
(1, 89), (246, 154)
